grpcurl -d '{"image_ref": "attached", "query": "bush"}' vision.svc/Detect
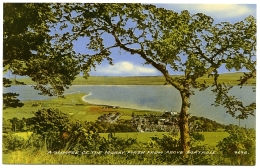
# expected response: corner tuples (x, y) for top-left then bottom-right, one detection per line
(217, 126), (255, 165)
(191, 132), (205, 142)
(3, 133), (26, 151)
(150, 134), (180, 151)
(27, 108), (71, 135)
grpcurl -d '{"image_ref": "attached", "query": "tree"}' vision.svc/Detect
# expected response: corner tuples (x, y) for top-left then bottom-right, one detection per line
(3, 3), (80, 98)
(3, 118), (12, 133)
(3, 3), (256, 156)
(27, 108), (71, 135)
(58, 4), (255, 154)
(26, 108), (71, 150)
(9, 117), (19, 132)
(3, 92), (24, 109)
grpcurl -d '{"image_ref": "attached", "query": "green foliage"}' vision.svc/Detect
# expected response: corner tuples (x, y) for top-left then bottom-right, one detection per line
(3, 118), (12, 133)
(23, 108), (137, 152)
(3, 93), (24, 109)
(3, 3), (51, 66)
(150, 134), (181, 151)
(9, 117), (28, 132)
(189, 116), (226, 132)
(86, 121), (137, 133)
(27, 108), (71, 136)
(217, 126), (255, 165)
(3, 134), (26, 151)
(61, 3), (255, 153)
(3, 3), (80, 97)
(59, 122), (103, 152)
(211, 83), (255, 119)
(181, 145), (218, 165)
(3, 77), (12, 87)
(99, 136), (137, 152)
(191, 132), (205, 142)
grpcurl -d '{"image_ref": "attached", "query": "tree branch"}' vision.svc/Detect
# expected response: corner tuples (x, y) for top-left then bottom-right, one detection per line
(189, 43), (224, 81)
(111, 27), (183, 91)
(238, 69), (256, 87)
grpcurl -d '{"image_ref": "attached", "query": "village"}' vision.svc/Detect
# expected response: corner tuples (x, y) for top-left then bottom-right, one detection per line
(97, 110), (181, 133)
(130, 111), (180, 133)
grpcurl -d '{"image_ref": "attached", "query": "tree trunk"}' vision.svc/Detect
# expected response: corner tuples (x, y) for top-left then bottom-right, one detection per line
(179, 90), (191, 155)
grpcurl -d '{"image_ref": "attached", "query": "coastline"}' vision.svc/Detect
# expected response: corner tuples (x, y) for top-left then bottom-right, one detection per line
(81, 94), (163, 113)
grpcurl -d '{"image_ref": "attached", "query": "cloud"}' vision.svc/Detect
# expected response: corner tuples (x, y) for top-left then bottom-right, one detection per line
(164, 4), (255, 20)
(94, 61), (158, 76)
(190, 4), (252, 18)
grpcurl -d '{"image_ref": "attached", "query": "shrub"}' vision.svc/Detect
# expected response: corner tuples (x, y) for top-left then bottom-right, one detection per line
(217, 126), (255, 165)
(3, 133), (26, 151)
(27, 108), (71, 135)
(191, 132), (205, 142)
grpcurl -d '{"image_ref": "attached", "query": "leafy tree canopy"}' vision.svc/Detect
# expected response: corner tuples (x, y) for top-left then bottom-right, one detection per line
(3, 3), (80, 97)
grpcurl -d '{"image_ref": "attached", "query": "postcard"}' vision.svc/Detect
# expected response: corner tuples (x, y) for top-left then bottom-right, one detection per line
(2, 2), (256, 165)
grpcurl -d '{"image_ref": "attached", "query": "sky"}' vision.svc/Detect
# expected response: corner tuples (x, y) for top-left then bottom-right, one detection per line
(71, 3), (256, 76)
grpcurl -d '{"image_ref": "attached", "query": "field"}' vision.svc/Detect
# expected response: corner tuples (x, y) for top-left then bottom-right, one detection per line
(9, 72), (256, 86)
(3, 92), (162, 122)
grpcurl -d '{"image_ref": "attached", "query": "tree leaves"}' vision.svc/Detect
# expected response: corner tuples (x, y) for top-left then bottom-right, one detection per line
(3, 92), (24, 109)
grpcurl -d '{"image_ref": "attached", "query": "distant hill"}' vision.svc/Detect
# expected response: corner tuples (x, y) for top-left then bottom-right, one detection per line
(8, 72), (256, 86)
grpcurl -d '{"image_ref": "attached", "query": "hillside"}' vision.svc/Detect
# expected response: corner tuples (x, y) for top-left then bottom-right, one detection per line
(8, 72), (255, 86)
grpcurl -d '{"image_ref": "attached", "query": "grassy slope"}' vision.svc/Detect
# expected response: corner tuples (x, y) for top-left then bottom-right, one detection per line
(3, 92), (162, 121)
(10, 72), (255, 86)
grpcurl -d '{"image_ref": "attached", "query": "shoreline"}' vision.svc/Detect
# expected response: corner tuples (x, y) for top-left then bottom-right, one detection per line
(81, 94), (164, 113)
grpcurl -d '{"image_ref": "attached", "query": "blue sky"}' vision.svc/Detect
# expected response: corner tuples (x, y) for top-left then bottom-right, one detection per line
(72, 3), (256, 76)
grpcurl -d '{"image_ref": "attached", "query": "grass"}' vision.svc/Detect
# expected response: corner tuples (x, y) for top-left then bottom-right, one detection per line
(11, 131), (229, 147)
(2, 92), (162, 122)
(99, 131), (229, 146)
(13, 132), (33, 140)
(4, 131), (230, 164)
(10, 72), (255, 86)
(199, 132), (229, 146)
(2, 149), (162, 164)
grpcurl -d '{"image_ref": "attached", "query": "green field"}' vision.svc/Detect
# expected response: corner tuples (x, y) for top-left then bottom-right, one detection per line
(9, 72), (256, 86)
(3, 92), (162, 121)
